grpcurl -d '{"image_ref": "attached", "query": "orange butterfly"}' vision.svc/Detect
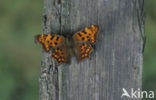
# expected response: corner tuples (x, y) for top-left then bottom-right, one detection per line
(35, 25), (100, 64)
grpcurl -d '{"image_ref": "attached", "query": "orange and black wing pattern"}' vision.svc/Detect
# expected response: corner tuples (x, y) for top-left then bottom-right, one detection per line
(75, 43), (93, 61)
(35, 34), (68, 64)
(51, 46), (69, 64)
(35, 34), (65, 52)
(73, 25), (100, 61)
(35, 25), (100, 64)
(73, 25), (99, 44)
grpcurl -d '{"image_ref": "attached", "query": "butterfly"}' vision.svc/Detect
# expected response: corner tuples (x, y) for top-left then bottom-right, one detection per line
(35, 25), (100, 64)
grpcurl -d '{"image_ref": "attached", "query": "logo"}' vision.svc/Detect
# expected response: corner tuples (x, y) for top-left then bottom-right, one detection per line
(121, 88), (155, 99)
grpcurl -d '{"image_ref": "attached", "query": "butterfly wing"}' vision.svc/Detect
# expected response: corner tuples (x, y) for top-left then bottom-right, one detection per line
(73, 25), (100, 44)
(73, 25), (100, 61)
(35, 33), (68, 64)
(75, 43), (93, 61)
(52, 46), (69, 64)
(35, 34), (65, 52)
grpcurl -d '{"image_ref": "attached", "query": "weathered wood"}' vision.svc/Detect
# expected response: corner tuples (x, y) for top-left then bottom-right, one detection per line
(39, 0), (145, 100)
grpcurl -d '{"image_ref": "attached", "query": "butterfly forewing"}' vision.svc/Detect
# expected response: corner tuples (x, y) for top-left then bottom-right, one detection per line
(73, 25), (99, 44)
(35, 34), (65, 52)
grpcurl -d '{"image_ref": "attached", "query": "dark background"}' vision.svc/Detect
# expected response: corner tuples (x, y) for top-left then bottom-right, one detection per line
(0, 0), (155, 100)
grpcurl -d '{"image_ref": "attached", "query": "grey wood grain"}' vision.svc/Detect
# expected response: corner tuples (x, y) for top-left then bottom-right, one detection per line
(39, 0), (145, 100)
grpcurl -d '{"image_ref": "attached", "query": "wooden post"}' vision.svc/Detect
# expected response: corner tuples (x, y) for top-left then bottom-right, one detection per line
(39, 0), (145, 100)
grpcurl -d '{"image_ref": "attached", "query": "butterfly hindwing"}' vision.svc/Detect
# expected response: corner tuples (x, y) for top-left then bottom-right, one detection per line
(35, 34), (65, 52)
(76, 43), (93, 61)
(73, 25), (100, 61)
(52, 45), (68, 64)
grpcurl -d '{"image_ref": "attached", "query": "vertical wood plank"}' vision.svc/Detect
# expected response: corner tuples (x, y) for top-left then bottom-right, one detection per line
(40, 0), (145, 100)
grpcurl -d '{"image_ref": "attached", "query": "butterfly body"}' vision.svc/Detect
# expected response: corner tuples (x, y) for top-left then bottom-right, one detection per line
(35, 25), (100, 64)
